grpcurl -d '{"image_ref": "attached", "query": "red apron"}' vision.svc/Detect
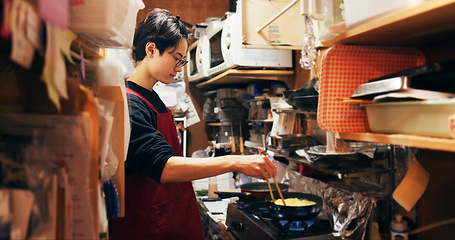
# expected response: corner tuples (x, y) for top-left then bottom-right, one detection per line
(110, 88), (205, 240)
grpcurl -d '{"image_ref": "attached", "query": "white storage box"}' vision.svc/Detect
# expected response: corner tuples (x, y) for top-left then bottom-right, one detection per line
(70, 0), (144, 48)
(344, 0), (425, 28)
(363, 99), (455, 138)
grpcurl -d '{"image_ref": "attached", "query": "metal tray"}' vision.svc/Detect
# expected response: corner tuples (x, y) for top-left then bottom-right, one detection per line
(351, 76), (410, 99)
(351, 60), (455, 99)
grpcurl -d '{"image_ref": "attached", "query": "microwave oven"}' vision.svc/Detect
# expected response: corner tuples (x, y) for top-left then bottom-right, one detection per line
(186, 35), (209, 82)
(205, 13), (293, 77)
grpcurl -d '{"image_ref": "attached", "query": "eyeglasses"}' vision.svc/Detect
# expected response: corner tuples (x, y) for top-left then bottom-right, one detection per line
(175, 58), (188, 68)
(169, 51), (188, 68)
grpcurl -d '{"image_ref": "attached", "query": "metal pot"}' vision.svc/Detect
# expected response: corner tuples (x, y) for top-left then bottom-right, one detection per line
(265, 192), (323, 220)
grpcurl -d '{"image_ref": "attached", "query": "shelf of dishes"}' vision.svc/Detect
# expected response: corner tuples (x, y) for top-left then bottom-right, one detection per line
(271, 108), (455, 153)
(271, 99), (455, 153)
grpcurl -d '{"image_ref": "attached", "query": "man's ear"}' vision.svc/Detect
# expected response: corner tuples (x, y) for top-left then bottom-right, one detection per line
(145, 42), (157, 57)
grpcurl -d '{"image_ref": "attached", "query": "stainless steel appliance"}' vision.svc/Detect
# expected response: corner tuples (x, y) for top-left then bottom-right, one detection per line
(226, 202), (339, 240)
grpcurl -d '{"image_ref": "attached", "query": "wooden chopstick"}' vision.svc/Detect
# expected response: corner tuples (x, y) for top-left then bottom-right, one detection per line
(273, 177), (286, 206)
(266, 178), (276, 203)
(259, 148), (286, 206)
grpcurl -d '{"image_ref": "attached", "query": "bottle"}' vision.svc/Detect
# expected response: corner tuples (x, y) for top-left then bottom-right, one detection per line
(391, 214), (409, 240)
(207, 177), (218, 199)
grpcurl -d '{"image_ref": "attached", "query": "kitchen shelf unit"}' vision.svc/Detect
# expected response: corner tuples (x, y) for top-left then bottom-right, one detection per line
(320, 0), (455, 152)
(315, 2), (455, 238)
(195, 69), (294, 89)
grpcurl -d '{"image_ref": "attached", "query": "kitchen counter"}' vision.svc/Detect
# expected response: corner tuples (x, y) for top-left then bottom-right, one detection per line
(198, 197), (236, 240)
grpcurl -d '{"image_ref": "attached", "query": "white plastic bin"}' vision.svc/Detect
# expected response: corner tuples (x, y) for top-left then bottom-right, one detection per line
(70, 0), (145, 48)
(344, 0), (425, 28)
(363, 99), (455, 138)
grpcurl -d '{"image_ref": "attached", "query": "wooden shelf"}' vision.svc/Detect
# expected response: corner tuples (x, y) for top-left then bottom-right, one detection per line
(206, 122), (241, 126)
(195, 69), (294, 88)
(247, 119), (274, 123)
(339, 132), (455, 152)
(321, 0), (455, 47)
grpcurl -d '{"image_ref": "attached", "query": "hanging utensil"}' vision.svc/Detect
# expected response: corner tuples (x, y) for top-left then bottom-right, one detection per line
(239, 121), (244, 154)
(230, 122), (236, 153)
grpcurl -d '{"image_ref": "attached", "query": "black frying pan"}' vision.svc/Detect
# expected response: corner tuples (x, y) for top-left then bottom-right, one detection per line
(216, 182), (289, 200)
(265, 192), (323, 220)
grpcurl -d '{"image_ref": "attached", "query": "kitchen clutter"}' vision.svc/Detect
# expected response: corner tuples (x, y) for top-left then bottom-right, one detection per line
(192, 1), (455, 239)
(2, 0), (455, 239)
(194, 35), (455, 240)
(196, 77), (403, 239)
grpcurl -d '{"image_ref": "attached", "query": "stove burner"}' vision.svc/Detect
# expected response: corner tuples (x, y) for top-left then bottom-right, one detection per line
(279, 220), (314, 231)
(229, 202), (337, 239)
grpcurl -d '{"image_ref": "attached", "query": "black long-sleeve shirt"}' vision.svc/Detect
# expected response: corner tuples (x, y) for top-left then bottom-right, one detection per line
(125, 81), (175, 183)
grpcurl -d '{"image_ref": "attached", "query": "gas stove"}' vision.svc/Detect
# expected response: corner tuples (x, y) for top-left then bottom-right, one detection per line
(226, 202), (339, 240)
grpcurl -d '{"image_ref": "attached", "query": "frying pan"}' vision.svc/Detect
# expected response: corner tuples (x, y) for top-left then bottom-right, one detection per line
(283, 76), (319, 111)
(265, 192), (323, 220)
(216, 182), (289, 200)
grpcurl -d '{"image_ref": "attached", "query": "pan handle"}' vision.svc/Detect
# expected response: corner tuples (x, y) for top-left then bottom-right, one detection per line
(215, 191), (252, 201)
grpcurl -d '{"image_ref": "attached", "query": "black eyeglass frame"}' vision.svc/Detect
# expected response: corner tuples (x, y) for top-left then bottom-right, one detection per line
(175, 58), (188, 67)
(168, 51), (188, 68)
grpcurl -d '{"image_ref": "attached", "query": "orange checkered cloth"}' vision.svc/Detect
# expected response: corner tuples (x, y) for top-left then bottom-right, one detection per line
(318, 45), (426, 132)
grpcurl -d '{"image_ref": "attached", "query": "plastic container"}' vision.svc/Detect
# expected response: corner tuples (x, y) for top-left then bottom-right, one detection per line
(207, 177), (218, 199)
(390, 214), (408, 240)
(70, 0), (145, 48)
(363, 99), (455, 138)
(344, 0), (425, 28)
(313, 0), (347, 40)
